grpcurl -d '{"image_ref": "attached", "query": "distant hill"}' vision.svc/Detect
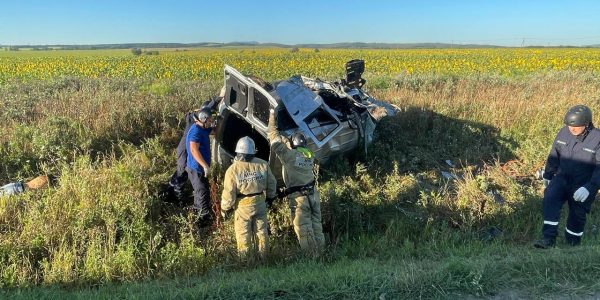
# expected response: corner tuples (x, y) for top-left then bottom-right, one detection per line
(1, 42), (504, 50)
(2, 42), (600, 50)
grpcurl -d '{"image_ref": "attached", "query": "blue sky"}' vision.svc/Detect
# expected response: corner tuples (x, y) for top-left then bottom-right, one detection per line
(1, 0), (600, 46)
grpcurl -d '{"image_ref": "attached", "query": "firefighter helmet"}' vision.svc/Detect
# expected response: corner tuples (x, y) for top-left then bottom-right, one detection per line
(290, 132), (307, 149)
(235, 136), (257, 154)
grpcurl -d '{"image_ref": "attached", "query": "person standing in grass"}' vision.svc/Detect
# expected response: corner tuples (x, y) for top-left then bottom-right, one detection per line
(535, 105), (600, 248)
(221, 137), (277, 259)
(268, 109), (325, 255)
(168, 88), (225, 204)
(185, 107), (215, 227)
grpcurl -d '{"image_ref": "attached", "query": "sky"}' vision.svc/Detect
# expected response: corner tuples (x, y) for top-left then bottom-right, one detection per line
(1, 0), (600, 46)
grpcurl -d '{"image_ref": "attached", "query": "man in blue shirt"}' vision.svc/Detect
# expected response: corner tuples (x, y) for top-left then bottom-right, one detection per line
(185, 108), (215, 227)
(168, 92), (224, 204)
(535, 105), (600, 248)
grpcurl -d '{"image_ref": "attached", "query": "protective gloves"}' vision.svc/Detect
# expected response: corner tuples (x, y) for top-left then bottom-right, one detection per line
(573, 187), (590, 202)
(203, 166), (210, 178)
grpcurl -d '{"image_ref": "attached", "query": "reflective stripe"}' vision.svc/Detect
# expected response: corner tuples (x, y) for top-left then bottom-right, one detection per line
(544, 220), (559, 226)
(565, 228), (584, 237)
(583, 147), (596, 154)
(556, 140), (567, 145)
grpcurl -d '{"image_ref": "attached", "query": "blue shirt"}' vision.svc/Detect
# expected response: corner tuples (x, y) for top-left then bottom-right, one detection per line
(186, 124), (212, 174)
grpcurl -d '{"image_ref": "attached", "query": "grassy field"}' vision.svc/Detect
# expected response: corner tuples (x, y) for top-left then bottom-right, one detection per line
(2, 48), (600, 298)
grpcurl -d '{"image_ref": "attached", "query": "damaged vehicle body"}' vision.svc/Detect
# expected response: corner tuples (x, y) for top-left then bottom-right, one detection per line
(211, 60), (398, 182)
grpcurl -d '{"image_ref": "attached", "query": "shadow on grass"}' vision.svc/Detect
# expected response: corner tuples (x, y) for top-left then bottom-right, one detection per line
(315, 106), (550, 256)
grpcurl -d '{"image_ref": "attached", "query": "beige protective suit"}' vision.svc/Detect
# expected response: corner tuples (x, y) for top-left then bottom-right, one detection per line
(221, 157), (276, 258)
(268, 112), (325, 254)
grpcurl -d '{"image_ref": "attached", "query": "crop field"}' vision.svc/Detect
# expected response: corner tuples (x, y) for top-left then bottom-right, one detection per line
(2, 48), (600, 83)
(2, 48), (600, 298)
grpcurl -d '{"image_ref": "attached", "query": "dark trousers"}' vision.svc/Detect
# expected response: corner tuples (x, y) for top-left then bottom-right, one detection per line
(542, 176), (595, 244)
(169, 148), (188, 200)
(186, 167), (211, 219)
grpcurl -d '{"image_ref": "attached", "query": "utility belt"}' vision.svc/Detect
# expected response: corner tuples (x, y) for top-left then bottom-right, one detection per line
(281, 181), (315, 198)
(237, 191), (265, 206)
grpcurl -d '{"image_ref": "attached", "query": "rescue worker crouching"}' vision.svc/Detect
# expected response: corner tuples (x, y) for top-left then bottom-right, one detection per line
(221, 137), (277, 259)
(267, 109), (325, 255)
(534, 105), (600, 248)
(167, 108), (200, 203)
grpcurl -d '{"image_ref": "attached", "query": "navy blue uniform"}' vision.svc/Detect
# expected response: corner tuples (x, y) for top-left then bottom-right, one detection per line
(542, 126), (600, 244)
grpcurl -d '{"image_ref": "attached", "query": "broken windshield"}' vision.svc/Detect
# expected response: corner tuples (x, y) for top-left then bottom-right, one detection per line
(304, 107), (339, 141)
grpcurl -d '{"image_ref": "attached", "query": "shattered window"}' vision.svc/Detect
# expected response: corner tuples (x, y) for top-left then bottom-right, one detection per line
(229, 88), (237, 106)
(303, 107), (339, 141)
(253, 89), (270, 125)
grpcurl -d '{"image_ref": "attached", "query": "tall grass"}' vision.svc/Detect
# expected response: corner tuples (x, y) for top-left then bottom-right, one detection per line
(1, 72), (600, 297)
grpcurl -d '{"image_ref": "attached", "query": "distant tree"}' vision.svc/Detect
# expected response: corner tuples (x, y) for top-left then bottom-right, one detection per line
(314, 48), (320, 53)
(131, 48), (142, 56)
(290, 47), (299, 53)
(8, 46), (19, 51)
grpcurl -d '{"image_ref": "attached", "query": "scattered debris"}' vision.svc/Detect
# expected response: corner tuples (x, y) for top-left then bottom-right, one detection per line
(488, 189), (505, 205)
(0, 181), (24, 196)
(0, 175), (51, 197)
(440, 171), (459, 180)
(481, 226), (503, 242)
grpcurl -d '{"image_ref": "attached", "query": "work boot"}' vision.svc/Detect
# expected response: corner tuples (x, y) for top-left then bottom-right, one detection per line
(533, 237), (556, 249)
(565, 235), (581, 247)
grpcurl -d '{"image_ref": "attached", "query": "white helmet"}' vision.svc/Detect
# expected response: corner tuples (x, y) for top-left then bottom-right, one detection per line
(235, 136), (257, 154)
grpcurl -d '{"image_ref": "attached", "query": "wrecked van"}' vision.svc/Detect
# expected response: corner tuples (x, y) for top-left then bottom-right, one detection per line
(211, 60), (398, 181)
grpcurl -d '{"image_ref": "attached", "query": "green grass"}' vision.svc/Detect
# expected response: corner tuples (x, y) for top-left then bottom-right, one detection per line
(2, 71), (600, 298)
(4, 244), (600, 299)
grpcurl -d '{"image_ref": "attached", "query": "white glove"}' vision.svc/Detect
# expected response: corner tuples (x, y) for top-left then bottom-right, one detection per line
(203, 166), (210, 178)
(573, 187), (590, 202)
(543, 179), (551, 188)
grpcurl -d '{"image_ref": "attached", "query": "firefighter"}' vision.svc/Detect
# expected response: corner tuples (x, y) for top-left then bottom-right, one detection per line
(185, 108), (215, 227)
(534, 105), (600, 248)
(221, 137), (277, 258)
(267, 109), (325, 254)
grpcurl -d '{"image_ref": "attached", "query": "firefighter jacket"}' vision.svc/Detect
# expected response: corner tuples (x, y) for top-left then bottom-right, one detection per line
(221, 157), (277, 210)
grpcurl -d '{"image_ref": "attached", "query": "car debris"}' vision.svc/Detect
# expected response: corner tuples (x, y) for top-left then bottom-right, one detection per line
(0, 175), (52, 197)
(440, 171), (459, 180)
(445, 159), (456, 168)
(209, 59), (400, 181)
